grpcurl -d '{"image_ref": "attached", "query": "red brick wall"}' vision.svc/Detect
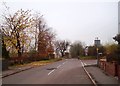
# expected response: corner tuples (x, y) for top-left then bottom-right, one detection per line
(118, 65), (120, 79)
(99, 61), (103, 69)
(99, 61), (106, 70)
(99, 60), (120, 79)
(105, 62), (117, 76)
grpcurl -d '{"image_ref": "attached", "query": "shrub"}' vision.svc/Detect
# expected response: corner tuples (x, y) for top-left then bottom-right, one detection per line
(105, 43), (118, 62)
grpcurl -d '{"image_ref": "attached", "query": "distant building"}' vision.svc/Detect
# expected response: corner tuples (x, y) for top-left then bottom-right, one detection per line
(85, 46), (88, 56)
(65, 52), (70, 58)
(94, 37), (101, 47)
(118, 1), (120, 34)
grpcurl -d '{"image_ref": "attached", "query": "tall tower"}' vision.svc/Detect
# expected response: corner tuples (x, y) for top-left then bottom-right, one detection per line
(118, 1), (120, 34)
(94, 37), (101, 47)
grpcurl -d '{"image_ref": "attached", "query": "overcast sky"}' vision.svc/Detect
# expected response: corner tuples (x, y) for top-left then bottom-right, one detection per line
(0, 0), (119, 46)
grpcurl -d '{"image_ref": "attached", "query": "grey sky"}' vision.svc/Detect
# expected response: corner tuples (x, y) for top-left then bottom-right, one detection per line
(0, 0), (119, 46)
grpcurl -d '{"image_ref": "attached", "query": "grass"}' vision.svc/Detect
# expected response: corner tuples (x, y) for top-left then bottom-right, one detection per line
(10, 58), (62, 68)
(29, 58), (62, 66)
(80, 56), (97, 60)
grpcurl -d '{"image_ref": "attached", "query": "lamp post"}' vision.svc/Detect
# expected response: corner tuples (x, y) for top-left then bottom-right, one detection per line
(96, 47), (99, 66)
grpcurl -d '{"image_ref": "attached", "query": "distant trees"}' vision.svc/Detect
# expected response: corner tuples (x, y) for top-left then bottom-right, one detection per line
(69, 41), (84, 58)
(54, 40), (70, 57)
(88, 45), (106, 57)
(87, 42), (119, 62)
(87, 46), (96, 56)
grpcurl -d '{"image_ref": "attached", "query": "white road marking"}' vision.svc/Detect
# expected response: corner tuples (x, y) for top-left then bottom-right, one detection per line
(84, 63), (87, 65)
(57, 65), (61, 68)
(80, 60), (97, 86)
(48, 69), (55, 75)
(62, 62), (66, 65)
(80, 60), (84, 67)
(48, 61), (67, 76)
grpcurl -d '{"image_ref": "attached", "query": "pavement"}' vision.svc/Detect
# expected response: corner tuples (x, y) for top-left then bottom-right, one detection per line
(2, 61), (51, 78)
(82, 60), (120, 85)
(85, 66), (119, 84)
(2, 65), (34, 78)
(1, 59), (120, 85)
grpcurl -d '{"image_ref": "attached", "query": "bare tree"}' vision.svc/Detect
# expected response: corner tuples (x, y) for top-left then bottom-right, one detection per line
(32, 13), (43, 51)
(55, 40), (70, 57)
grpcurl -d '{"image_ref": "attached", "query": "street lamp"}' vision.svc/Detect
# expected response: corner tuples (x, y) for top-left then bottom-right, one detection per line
(96, 47), (99, 66)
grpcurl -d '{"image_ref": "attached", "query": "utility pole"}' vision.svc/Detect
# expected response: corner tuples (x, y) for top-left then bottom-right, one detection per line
(96, 47), (99, 66)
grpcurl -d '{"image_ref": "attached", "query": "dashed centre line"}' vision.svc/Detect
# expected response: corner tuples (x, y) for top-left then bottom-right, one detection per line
(62, 62), (66, 65)
(48, 69), (55, 75)
(57, 65), (61, 68)
(47, 61), (67, 76)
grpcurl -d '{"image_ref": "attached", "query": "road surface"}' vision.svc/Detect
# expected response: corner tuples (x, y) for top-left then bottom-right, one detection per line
(3, 59), (94, 84)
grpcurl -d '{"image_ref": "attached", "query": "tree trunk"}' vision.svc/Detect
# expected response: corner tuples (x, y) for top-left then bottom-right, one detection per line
(61, 51), (64, 57)
(2, 36), (10, 59)
(17, 39), (21, 57)
(35, 26), (38, 51)
(17, 33), (22, 57)
(18, 50), (21, 57)
(21, 45), (24, 54)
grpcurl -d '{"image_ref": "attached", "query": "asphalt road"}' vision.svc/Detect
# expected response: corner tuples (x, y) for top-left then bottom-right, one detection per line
(3, 59), (93, 84)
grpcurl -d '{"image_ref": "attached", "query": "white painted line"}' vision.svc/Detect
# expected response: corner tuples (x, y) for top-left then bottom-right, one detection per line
(80, 60), (97, 86)
(57, 65), (61, 68)
(84, 63), (87, 66)
(48, 60), (67, 76)
(48, 69), (55, 75)
(80, 60), (84, 67)
(62, 62), (66, 65)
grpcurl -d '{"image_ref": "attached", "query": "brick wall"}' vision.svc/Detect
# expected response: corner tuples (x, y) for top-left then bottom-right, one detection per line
(118, 65), (120, 79)
(99, 60), (117, 77)
(105, 62), (117, 76)
(99, 59), (120, 81)
(99, 59), (106, 70)
(99, 60), (106, 70)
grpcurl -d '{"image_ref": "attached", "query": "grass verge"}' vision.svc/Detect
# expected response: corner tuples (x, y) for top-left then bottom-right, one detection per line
(9, 58), (62, 68)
